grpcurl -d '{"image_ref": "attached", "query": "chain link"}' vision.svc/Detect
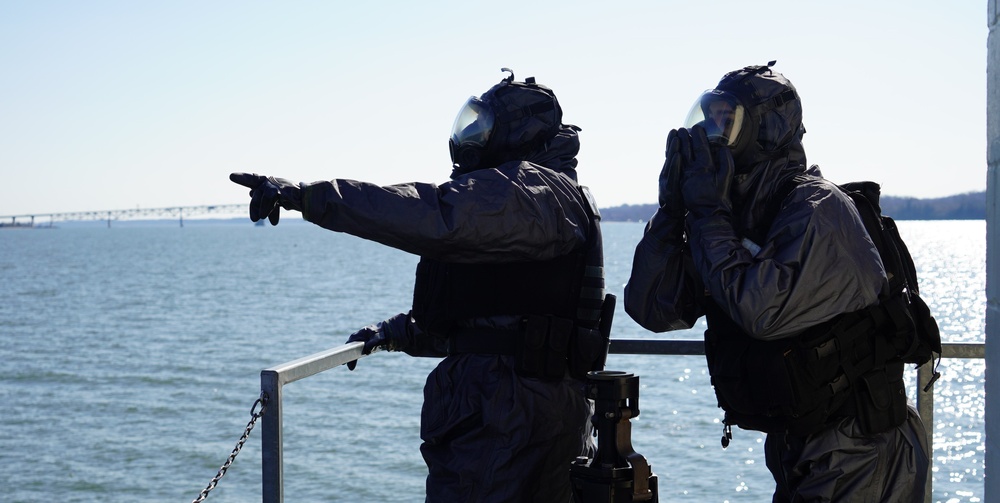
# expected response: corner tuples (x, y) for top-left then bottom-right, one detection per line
(191, 392), (268, 503)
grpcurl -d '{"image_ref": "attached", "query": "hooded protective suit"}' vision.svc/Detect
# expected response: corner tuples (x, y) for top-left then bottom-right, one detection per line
(624, 63), (928, 502)
(297, 94), (599, 500)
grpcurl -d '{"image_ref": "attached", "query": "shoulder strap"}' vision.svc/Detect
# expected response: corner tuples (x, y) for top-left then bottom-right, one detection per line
(765, 176), (941, 362)
(838, 182), (903, 294)
(837, 182), (943, 371)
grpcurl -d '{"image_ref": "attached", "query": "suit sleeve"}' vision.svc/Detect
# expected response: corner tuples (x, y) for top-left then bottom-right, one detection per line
(298, 163), (589, 263)
(624, 207), (704, 332)
(687, 181), (887, 340)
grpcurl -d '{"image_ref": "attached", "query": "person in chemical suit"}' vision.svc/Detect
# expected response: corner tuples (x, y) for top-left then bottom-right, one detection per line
(231, 69), (607, 503)
(623, 62), (930, 502)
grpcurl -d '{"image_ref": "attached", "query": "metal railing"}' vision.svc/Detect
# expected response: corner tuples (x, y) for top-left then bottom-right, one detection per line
(259, 340), (985, 503)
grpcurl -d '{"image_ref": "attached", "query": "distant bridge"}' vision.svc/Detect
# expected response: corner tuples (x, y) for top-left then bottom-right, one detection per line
(0, 204), (246, 228)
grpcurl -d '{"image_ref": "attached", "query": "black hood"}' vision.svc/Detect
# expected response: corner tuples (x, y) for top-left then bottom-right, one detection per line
(714, 62), (807, 170)
(523, 124), (581, 179)
(716, 63), (809, 233)
(450, 70), (564, 178)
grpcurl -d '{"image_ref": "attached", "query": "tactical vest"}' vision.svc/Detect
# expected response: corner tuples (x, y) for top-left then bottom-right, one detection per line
(410, 186), (608, 379)
(704, 302), (907, 437)
(704, 176), (937, 438)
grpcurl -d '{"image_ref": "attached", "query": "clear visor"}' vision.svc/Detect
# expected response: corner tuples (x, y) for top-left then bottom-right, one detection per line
(683, 90), (746, 147)
(450, 97), (495, 147)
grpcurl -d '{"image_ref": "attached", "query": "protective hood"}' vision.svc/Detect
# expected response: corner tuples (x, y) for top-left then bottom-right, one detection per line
(522, 124), (582, 178)
(450, 69), (564, 178)
(702, 62), (810, 233)
(686, 61), (806, 170)
(730, 158), (811, 239)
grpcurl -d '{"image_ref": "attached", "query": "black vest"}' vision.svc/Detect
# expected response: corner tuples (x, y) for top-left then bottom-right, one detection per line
(704, 301), (907, 436)
(411, 186), (605, 338)
(702, 177), (924, 436)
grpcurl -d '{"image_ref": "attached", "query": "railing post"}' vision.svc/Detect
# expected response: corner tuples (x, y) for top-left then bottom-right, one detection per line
(258, 343), (364, 503)
(917, 363), (934, 503)
(261, 370), (283, 503)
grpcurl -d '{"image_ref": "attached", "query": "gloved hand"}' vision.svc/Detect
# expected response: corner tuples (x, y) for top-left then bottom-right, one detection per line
(344, 313), (411, 371)
(658, 129), (685, 217)
(678, 126), (734, 220)
(229, 172), (303, 226)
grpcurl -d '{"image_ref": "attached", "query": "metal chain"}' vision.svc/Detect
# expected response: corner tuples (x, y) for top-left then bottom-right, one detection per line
(191, 392), (269, 503)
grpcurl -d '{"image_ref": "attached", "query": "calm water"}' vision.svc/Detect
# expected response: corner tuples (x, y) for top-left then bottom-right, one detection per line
(0, 220), (986, 502)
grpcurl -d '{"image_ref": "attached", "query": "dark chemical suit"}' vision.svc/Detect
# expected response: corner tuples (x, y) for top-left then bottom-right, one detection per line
(624, 64), (928, 502)
(300, 125), (597, 503)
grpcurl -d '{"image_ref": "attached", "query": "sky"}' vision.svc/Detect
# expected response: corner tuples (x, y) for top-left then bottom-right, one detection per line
(0, 0), (989, 216)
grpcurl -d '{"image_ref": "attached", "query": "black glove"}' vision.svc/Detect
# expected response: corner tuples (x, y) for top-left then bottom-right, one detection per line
(659, 129), (685, 217)
(344, 313), (411, 371)
(678, 126), (734, 220)
(229, 172), (303, 226)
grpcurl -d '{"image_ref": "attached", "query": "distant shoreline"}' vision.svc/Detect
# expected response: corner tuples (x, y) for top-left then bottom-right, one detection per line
(2, 191), (987, 227)
(600, 191), (987, 222)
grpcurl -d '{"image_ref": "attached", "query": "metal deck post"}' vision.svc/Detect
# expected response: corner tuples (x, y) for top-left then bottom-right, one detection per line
(259, 342), (365, 503)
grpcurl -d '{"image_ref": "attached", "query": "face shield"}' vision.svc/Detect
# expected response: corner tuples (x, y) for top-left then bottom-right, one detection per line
(684, 90), (747, 148)
(450, 97), (495, 148)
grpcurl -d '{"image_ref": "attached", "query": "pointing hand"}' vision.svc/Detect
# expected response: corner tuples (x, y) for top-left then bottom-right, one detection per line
(229, 172), (303, 226)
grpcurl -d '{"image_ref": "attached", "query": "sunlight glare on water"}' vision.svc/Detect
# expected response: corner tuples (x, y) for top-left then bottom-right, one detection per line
(0, 219), (986, 502)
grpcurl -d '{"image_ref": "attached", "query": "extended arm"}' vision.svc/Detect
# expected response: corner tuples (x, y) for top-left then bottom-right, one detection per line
(298, 163), (589, 263)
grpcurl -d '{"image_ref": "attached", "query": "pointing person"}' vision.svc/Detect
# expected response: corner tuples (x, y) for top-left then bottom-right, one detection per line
(232, 69), (609, 502)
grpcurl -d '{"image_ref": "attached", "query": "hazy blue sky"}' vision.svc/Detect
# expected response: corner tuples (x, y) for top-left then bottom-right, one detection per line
(0, 1), (988, 216)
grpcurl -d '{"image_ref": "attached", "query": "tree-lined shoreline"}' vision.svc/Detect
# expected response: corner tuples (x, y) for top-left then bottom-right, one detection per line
(601, 191), (987, 222)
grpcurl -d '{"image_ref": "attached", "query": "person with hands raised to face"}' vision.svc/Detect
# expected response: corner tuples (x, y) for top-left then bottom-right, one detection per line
(675, 124), (735, 221)
(230, 69), (609, 503)
(625, 62), (929, 502)
(658, 129), (685, 216)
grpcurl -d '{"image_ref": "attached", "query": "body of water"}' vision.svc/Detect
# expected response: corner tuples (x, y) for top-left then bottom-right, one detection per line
(0, 220), (986, 502)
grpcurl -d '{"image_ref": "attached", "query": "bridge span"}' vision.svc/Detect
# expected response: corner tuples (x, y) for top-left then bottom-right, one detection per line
(0, 204), (247, 228)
